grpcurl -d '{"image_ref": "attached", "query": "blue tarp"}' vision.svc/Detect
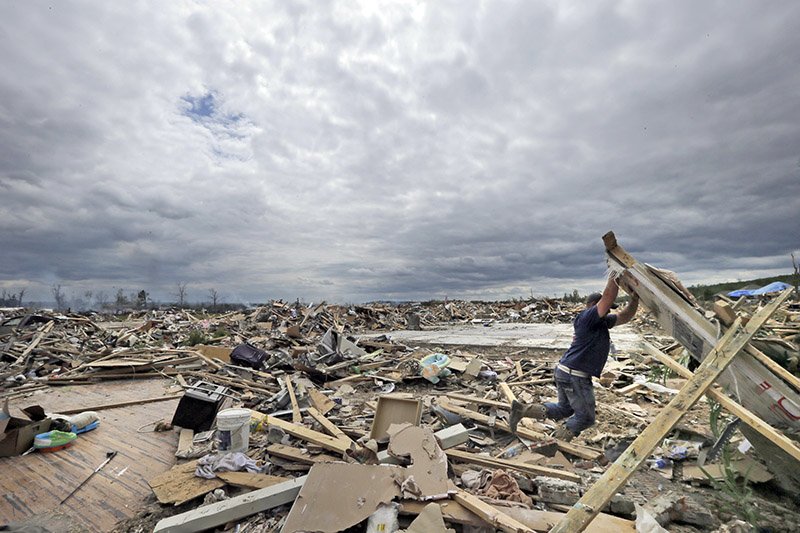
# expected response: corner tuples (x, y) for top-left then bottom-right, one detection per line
(728, 281), (792, 298)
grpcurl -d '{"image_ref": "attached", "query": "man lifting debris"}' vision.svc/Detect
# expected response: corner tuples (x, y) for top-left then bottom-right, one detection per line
(510, 274), (638, 441)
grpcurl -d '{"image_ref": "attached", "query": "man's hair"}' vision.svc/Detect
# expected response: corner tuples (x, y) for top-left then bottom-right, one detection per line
(585, 292), (602, 306)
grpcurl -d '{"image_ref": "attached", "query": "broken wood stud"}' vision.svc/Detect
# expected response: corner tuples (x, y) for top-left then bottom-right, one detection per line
(499, 382), (518, 403)
(446, 448), (581, 483)
(453, 488), (535, 533)
(643, 341), (800, 464)
(306, 407), (354, 448)
(284, 375), (302, 424)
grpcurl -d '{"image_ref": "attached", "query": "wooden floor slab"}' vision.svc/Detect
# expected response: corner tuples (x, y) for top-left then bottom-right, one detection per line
(0, 379), (181, 532)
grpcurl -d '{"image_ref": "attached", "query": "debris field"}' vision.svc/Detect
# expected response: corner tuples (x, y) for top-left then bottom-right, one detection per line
(1, 237), (799, 533)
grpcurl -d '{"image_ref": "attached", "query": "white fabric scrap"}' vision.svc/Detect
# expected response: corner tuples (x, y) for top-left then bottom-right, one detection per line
(195, 452), (264, 479)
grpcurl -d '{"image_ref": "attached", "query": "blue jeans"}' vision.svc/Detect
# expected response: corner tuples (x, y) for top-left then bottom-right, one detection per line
(544, 367), (596, 435)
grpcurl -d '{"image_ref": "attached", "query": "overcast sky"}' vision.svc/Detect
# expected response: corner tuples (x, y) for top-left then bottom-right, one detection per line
(1, 1), (799, 305)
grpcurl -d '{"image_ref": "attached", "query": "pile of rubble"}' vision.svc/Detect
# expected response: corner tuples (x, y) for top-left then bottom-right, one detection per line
(2, 292), (800, 532)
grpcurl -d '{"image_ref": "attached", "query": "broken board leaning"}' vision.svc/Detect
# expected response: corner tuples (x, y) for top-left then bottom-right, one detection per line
(603, 231), (800, 492)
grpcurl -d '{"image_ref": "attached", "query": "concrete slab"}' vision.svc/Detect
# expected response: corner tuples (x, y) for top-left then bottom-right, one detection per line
(361, 323), (642, 353)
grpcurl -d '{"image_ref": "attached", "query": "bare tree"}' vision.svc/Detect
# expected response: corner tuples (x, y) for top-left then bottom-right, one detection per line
(52, 284), (66, 310)
(208, 288), (219, 308)
(17, 288), (25, 307)
(94, 290), (109, 309)
(175, 282), (188, 308)
(792, 252), (799, 296)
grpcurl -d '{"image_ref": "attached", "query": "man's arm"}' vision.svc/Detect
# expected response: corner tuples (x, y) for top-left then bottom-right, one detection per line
(614, 293), (639, 325)
(596, 275), (620, 317)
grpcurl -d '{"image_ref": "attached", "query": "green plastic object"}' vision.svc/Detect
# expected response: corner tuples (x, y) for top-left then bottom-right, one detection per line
(34, 430), (77, 450)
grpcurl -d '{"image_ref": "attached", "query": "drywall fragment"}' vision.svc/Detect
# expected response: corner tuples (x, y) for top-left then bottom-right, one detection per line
(635, 504), (669, 533)
(282, 462), (404, 533)
(387, 424), (449, 499)
(405, 502), (456, 533)
(378, 424), (468, 465)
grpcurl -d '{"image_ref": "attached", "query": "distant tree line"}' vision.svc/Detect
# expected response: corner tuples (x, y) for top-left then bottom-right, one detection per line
(0, 288), (26, 307)
(40, 282), (244, 313)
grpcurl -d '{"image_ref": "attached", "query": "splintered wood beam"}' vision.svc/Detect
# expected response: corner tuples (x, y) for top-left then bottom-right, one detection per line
(446, 393), (510, 409)
(643, 341), (800, 465)
(306, 407), (354, 448)
(745, 344), (800, 394)
(447, 449), (580, 483)
(284, 375), (302, 423)
(250, 410), (349, 455)
(14, 320), (54, 364)
(454, 489), (535, 533)
(499, 382), (518, 403)
(551, 289), (790, 533)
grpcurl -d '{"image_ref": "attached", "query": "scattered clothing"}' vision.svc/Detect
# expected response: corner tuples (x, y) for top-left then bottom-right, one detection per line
(195, 452), (264, 479)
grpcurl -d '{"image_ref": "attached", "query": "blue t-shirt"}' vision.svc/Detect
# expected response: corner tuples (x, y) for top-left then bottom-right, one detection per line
(559, 306), (617, 377)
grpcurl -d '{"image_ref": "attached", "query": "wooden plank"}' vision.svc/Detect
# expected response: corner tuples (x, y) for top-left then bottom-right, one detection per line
(499, 382), (518, 403)
(552, 291), (788, 533)
(307, 387), (335, 415)
(616, 383), (643, 396)
(154, 475), (307, 533)
(446, 393), (510, 409)
(643, 341), (800, 464)
(176, 428), (194, 456)
(306, 407), (354, 447)
(284, 375), (302, 423)
(14, 320), (54, 364)
(446, 449), (580, 483)
(266, 444), (339, 464)
(516, 360), (524, 379)
(507, 378), (552, 387)
(57, 394), (182, 414)
(453, 488), (535, 533)
(148, 461), (224, 506)
(216, 472), (290, 489)
(745, 344), (800, 394)
(250, 410), (349, 455)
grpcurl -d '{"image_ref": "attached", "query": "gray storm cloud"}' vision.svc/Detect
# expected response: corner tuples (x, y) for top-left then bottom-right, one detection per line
(1, 1), (798, 304)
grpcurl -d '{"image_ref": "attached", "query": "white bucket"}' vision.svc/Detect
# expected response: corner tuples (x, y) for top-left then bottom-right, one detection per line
(215, 408), (251, 453)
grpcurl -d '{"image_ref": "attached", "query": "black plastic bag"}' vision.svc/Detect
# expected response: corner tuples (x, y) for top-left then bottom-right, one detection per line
(230, 342), (268, 370)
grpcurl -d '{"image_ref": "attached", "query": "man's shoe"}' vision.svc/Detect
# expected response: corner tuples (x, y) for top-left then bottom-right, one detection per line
(509, 401), (547, 433)
(552, 425), (577, 442)
(525, 403), (547, 421)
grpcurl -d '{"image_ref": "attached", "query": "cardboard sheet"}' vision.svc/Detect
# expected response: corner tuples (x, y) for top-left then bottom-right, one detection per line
(282, 462), (404, 532)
